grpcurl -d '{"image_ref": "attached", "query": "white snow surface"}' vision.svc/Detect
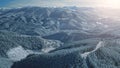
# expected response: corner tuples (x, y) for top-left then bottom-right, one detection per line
(41, 47), (55, 53)
(7, 46), (29, 61)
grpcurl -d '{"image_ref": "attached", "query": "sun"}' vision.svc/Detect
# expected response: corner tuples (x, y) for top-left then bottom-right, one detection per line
(102, 0), (120, 8)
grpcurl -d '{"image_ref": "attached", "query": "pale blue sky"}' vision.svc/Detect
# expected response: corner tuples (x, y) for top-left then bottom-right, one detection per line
(0, 0), (120, 8)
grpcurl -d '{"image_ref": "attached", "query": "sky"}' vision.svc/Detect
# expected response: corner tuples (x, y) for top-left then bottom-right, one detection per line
(0, 0), (120, 8)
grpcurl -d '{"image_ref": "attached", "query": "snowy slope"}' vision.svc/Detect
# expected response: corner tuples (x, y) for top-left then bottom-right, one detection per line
(11, 39), (120, 68)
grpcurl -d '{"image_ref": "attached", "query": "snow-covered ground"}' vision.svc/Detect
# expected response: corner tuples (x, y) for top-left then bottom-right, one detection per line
(81, 41), (105, 59)
(7, 46), (29, 61)
(7, 46), (57, 61)
(41, 47), (55, 53)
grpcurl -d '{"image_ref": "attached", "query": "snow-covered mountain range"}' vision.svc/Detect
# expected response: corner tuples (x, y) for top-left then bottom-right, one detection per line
(0, 7), (120, 68)
(0, 7), (119, 35)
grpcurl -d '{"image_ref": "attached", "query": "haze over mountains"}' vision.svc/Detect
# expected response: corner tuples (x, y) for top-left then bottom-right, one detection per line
(0, 7), (120, 68)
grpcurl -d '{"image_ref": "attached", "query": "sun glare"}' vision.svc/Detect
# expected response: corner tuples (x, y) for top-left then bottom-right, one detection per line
(102, 0), (120, 8)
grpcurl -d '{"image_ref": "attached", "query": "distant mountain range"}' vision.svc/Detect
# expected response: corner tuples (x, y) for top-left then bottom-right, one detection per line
(0, 7), (117, 35)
